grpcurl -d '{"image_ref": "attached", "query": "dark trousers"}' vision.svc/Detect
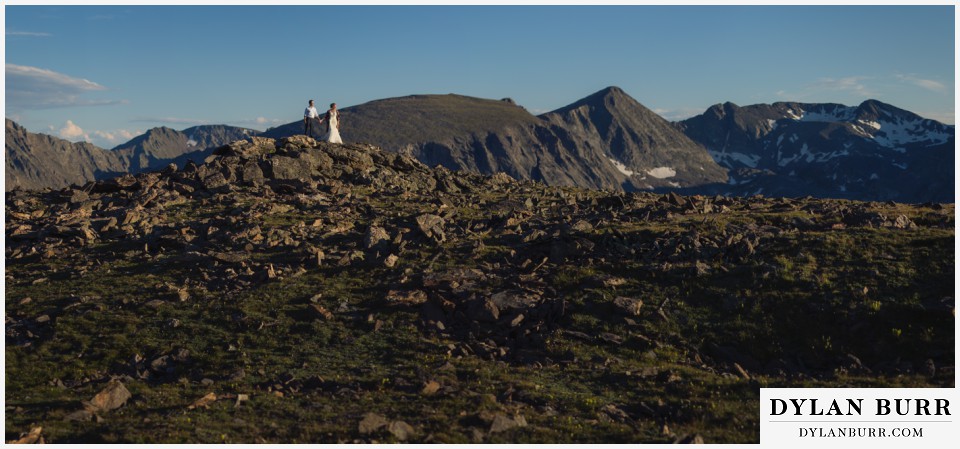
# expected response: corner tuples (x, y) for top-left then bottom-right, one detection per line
(304, 118), (318, 138)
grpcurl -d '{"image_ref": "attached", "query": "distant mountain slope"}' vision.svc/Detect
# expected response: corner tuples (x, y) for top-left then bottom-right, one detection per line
(5, 119), (128, 191)
(540, 87), (727, 190)
(260, 95), (528, 146)
(5, 121), (259, 191)
(10, 90), (952, 202)
(678, 100), (955, 203)
(112, 125), (258, 171)
(182, 124), (259, 151)
(263, 88), (729, 191)
(263, 94), (540, 147)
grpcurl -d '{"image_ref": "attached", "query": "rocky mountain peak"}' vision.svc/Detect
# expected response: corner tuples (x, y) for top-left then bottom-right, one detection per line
(702, 102), (742, 120)
(854, 99), (920, 123)
(583, 85), (628, 102)
(7, 118), (23, 132)
(540, 87), (728, 190)
(549, 86), (648, 117)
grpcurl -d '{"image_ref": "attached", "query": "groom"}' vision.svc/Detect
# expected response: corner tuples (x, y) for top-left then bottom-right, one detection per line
(304, 99), (321, 138)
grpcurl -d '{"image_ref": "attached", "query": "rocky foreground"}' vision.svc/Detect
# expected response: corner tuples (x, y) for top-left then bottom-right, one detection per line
(5, 136), (955, 443)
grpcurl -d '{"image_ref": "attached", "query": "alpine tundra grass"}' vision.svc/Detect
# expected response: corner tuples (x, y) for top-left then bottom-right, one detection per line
(5, 139), (953, 443)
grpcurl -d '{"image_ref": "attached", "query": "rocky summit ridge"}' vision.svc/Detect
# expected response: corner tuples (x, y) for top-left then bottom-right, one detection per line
(5, 136), (954, 443)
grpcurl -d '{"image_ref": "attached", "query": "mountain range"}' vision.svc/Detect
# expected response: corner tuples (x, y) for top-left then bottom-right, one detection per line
(5, 120), (257, 191)
(260, 87), (728, 192)
(5, 87), (954, 202)
(677, 99), (955, 202)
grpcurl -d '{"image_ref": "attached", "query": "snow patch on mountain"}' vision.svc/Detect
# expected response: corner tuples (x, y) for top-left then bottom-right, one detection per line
(872, 117), (951, 147)
(858, 119), (881, 130)
(608, 158), (635, 176)
(646, 167), (677, 179)
(850, 124), (873, 138)
(779, 105), (951, 149)
(777, 142), (851, 167)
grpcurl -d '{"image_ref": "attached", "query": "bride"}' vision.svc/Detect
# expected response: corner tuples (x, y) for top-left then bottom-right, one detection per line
(318, 102), (343, 144)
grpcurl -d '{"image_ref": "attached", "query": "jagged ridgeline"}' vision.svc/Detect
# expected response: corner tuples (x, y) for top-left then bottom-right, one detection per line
(5, 137), (954, 443)
(677, 99), (955, 202)
(5, 119), (257, 191)
(7, 87), (954, 202)
(262, 88), (728, 192)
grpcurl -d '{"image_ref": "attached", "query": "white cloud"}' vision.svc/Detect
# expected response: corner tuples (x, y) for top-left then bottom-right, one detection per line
(117, 129), (141, 140)
(895, 74), (946, 92)
(228, 117), (284, 130)
(59, 120), (91, 142)
(93, 130), (116, 141)
(6, 31), (52, 37)
(652, 107), (704, 121)
(132, 117), (210, 126)
(6, 64), (125, 110)
(811, 76), (875, 97)
(775, 76), (876, 101)
(92, 128), (143, 144)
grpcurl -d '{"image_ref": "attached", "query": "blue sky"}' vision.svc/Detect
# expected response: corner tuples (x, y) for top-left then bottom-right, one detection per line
(4, 5), (956, 148)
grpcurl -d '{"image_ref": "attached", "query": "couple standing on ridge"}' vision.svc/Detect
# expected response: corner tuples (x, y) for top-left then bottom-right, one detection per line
(304, 99), (343, 144)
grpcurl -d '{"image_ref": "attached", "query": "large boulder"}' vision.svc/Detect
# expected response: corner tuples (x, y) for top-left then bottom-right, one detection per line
(324, 146), (374, 172)
(297, 148), (335, 172)
(239, 160), (265, 185)
(415, 214), (446, 242)
(262, 156), (313, 180)
(213, 137), (276, 159)
(280, 135), (318, 150)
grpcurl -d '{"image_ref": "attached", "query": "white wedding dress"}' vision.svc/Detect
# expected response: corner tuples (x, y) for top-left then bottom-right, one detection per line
(323, 110), (343, 144)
